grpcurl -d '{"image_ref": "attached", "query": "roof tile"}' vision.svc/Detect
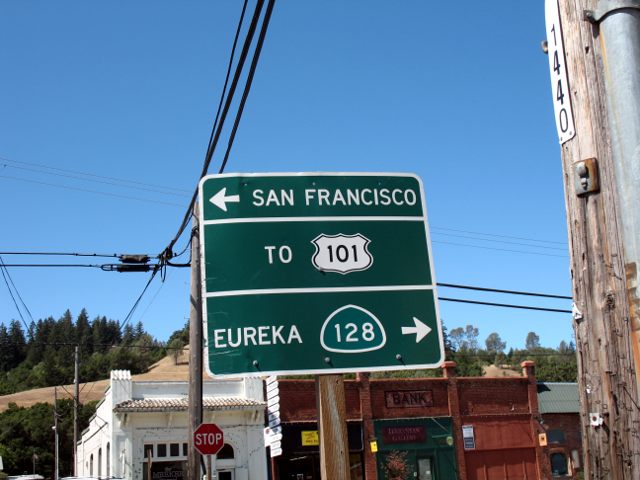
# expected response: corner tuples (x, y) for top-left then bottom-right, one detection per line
(114, 397), (265, 412)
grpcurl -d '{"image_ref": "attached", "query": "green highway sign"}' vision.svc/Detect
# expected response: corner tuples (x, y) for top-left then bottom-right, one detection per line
(198, 173), (444, 377)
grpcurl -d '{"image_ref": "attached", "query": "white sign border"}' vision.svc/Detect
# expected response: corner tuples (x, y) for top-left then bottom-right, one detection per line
(197, 172), (444, 378)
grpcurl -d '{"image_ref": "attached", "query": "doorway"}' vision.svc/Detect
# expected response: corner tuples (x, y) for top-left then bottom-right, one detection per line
(417, 456), (435, 480)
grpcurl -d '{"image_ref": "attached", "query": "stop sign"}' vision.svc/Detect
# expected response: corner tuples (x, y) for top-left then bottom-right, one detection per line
(194, 423), (224, 456)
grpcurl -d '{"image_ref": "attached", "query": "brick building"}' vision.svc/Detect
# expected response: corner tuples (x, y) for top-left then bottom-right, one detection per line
(537, 382), (582, 479)
(271, 361), (552, 480)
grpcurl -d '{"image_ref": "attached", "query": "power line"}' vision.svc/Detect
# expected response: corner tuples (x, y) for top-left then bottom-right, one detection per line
(0, 340), (578, 357)
(205, 0), (249, 165)
(108, 1), (270, 333)
(1, 161), (190, 198)
(0, 256), (34, 334)
(0, 340), (185, 351)
(431, 231), (567, 251)
(0, 263), (167, 270)
(0, 251), (150, 259)
(118, 270), (162, 332)
(0, 174), (185, 208)
(162, 0), (267, 260)
(437, 282), (572, 300)
(439, 297), (572, 314)
(0, 155), (191, 195)
(431, 225), (567, 246)
(217, 0), (275, 175)
(432, 240), (568, 258)
(0, 262), (572, 302)
(2, 261), (573, 300)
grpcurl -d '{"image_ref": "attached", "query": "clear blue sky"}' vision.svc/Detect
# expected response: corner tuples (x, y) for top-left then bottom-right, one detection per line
(0, 1), (572, 353)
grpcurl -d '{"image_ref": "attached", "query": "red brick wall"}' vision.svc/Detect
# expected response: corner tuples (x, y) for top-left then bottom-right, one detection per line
(457, 378), (530, 416)
(369, 378), (450, 418)
(462, 414), (535, 450)
(278, 379), (361, 422)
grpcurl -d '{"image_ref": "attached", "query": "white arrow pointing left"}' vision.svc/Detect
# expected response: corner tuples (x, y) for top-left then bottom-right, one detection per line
(401, 317), (432, 343)
(210, 187), (240, 212)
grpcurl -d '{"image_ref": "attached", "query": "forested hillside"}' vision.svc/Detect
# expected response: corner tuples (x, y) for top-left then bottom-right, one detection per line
(0, 399), (96, 477)
(0, 309), (177, 395)
(0, 311), (188, 476)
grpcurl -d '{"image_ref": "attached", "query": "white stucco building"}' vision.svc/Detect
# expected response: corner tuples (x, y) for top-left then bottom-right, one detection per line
(76, 370), (267, 480)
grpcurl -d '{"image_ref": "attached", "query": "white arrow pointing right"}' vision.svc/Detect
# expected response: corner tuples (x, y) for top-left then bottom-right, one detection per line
(209, 187), (240, 212)
(401, 317), (432, 343)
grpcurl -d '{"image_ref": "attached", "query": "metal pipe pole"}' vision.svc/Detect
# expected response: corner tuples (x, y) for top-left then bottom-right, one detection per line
(188, 204), (203, 480)
(591, 0), (640, 394)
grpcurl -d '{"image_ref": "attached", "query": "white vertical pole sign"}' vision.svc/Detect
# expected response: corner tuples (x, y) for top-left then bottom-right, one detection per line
(545, 0), (576, 144)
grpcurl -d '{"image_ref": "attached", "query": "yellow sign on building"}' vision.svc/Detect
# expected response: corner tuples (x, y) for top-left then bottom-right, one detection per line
(301, 430), (319, 446)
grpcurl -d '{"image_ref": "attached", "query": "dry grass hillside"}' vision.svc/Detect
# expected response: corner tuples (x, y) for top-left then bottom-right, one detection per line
(483, 364), (522, 377)
(1, 350), (523, 412)
(0, 346), (204, 412)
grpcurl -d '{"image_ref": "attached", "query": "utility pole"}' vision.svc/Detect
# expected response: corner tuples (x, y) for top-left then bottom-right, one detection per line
(316, 375), (351, 479)
(74, 345), (79, 477)
(549, 0), (640, 477)
(188, 204), (203, 480)
(54, 386), (59, 480)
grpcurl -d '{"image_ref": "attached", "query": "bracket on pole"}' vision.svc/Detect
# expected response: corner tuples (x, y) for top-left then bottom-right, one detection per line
(585, 0), (640, 23)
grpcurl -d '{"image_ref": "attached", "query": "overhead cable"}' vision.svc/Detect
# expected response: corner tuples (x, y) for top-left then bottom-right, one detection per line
(432, 240), (568, 258)
(439, 296), (572, 314)
(0, 155), (191, 194)
(431, 231), (567, 251)
(0, 251), (150, 259)
(437, 282), (572, 300)
(162, 0), (264, 261)
(217, 0), (275, 175)
(0, 255), (34, 334)
(431, 225), (567, 246)
(0, 174), (185, 208)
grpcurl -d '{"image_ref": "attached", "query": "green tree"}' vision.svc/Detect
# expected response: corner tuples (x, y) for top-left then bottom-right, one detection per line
(448, 327), (465, 351)
(485, 332), (506, 355)
(7, 320), (27, 369)
(464, 324), (479, 352)
(0, 400), (97, 477)
(525, 331), (541, 350)
(76, 309), (93, 357)
(0, 324), (10, 371)
(167, 321), (189, 365)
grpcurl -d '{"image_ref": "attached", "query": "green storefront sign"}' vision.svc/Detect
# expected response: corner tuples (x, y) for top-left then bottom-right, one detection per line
(374, 418), (457, 480)
(198, 173), (444, 376)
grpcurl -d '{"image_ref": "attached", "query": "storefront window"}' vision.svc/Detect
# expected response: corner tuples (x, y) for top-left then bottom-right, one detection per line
(547, 430), (566, 444)
(551, 452), (569, 475)
(218, 443), (235, 460)
(157, 444), (167, 457)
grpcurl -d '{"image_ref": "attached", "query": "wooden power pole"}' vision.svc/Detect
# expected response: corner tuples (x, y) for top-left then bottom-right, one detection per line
(316, 375), (351, 480)
(551, 0), (640, 477)
(73, 345), (79, 477)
